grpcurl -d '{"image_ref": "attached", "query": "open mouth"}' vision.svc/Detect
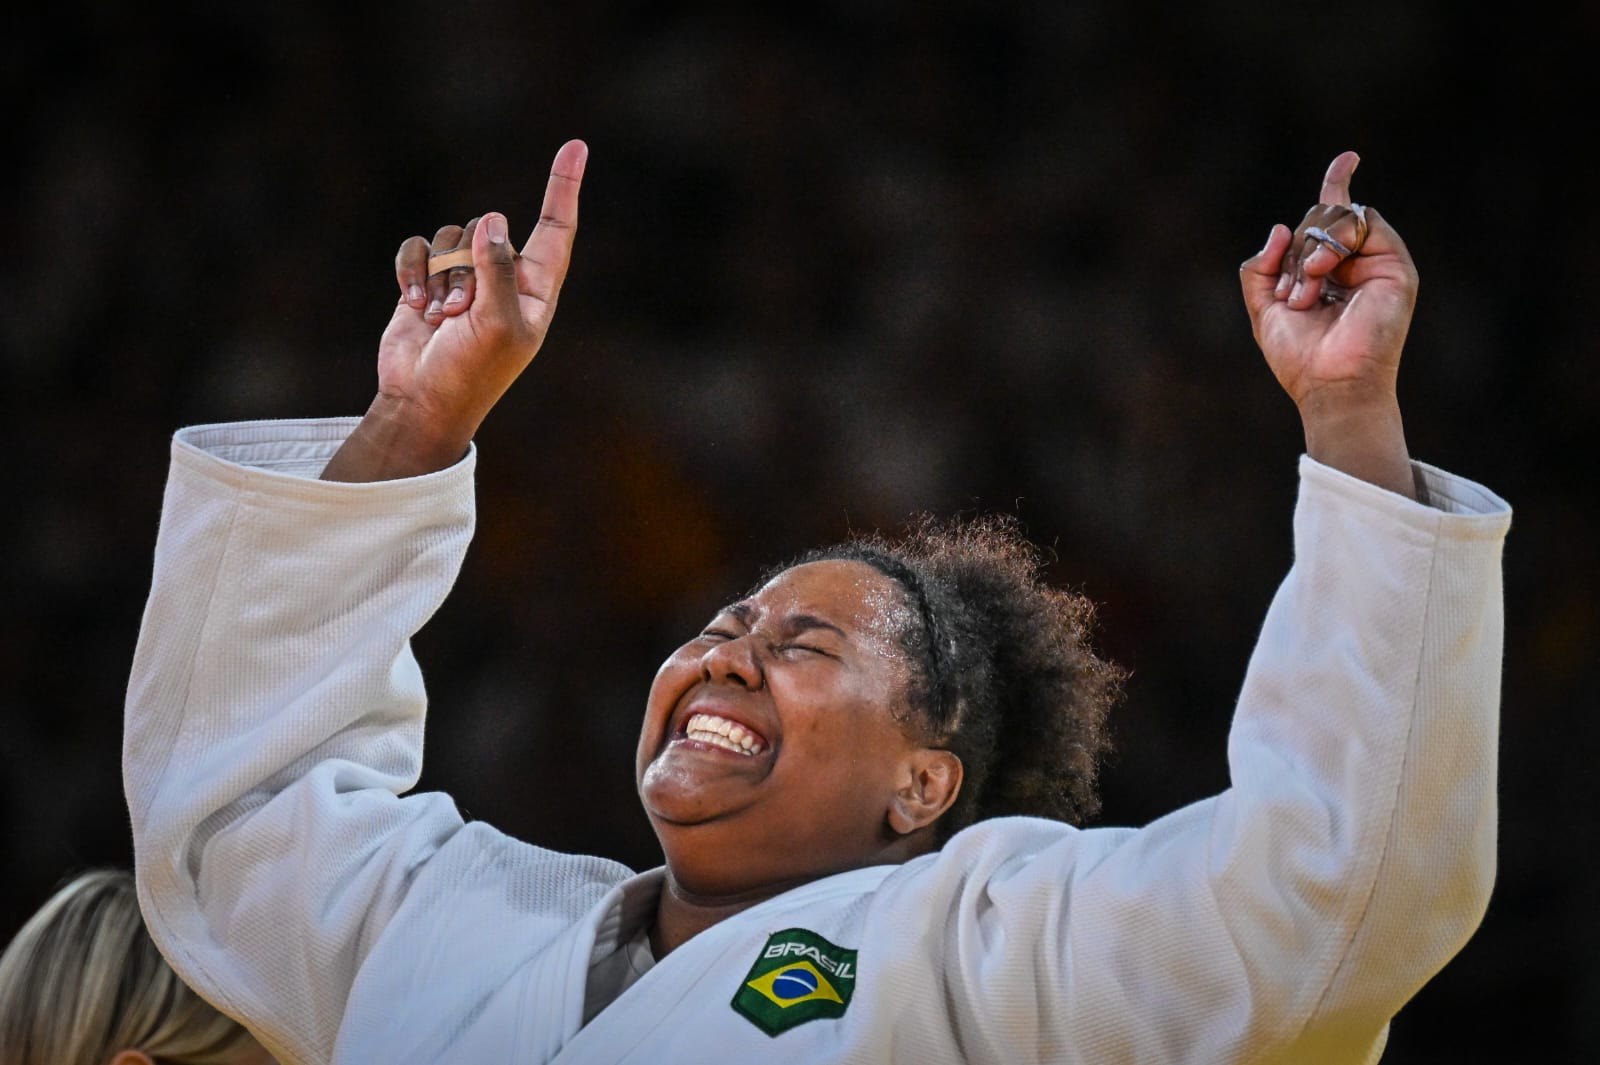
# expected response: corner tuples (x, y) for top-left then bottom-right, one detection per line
(677, 711), (768, 756)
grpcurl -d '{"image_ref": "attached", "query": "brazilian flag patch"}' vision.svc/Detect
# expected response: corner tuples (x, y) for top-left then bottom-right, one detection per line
(731, 928), (859, 1037)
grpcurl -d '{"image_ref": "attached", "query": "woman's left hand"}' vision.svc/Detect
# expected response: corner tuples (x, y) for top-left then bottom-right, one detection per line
(1239, 151), (1421, 499)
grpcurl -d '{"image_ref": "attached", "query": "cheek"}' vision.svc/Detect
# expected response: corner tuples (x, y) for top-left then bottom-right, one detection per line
(773, 682), (914, 772)
(637, 648), (699, 763)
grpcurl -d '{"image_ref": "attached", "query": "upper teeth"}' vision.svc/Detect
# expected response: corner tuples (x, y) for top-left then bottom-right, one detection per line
(685, 713), (764, 755)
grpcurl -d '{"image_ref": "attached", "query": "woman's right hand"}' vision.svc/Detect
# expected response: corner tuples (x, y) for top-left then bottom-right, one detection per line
(322, 138), (588, 482)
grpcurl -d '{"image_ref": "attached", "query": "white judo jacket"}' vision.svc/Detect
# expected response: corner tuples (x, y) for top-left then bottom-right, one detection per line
(123, 418), (1512, 1065)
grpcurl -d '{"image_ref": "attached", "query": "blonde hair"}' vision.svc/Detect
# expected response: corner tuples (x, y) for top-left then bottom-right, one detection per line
(0, 868), (265, 1065)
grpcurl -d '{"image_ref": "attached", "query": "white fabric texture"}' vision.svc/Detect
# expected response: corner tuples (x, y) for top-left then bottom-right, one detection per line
(123, 418), (1511, 1065)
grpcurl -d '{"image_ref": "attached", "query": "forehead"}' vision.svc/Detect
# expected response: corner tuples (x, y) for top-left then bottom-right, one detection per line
(743, 559), (912, 637)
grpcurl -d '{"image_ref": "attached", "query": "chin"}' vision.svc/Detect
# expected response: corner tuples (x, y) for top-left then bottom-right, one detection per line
(638, 768), (731, 829)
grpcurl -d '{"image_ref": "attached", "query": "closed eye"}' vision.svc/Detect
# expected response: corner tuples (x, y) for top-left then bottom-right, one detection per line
(777, 642), (835, 658)
(701, 602), (754, 641)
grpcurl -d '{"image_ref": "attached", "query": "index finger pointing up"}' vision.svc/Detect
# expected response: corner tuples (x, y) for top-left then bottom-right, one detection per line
(516, 139), (589, 304)
(1319, 150), (1361, 206)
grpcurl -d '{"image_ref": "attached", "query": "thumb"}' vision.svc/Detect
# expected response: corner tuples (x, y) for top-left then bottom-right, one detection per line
(1346, 205), (1412, 267)
(471, 211), (526, 337)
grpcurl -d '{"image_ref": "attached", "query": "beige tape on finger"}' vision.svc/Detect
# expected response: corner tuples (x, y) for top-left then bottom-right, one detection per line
(427, 248), (474, 276)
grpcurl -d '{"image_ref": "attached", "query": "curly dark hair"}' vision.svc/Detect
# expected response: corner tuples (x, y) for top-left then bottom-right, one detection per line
(762, 512), (1125, 843)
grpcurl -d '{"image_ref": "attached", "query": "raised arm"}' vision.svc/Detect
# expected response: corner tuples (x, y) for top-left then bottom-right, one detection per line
(124, 139), (631, 1065)
(914, 154), (1510, 1064)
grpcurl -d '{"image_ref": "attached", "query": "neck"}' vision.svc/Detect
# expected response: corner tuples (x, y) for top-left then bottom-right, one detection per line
(647, 830), (938, 956)
(649, 870), (808, 957)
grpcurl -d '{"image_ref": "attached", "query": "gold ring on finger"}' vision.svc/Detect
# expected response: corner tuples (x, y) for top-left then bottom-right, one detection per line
(1347, 203), (1369, 253)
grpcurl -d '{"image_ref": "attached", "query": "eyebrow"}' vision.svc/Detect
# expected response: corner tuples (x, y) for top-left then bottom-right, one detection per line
(720, 603), (848, 639)
(784, 614), (848, 639)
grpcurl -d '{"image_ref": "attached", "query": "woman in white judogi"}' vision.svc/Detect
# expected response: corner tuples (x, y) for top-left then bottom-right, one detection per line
(123, 143), (1510, 1064)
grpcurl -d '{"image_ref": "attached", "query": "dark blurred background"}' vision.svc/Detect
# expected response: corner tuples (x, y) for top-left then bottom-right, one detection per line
(3, 1), (1593, 1059)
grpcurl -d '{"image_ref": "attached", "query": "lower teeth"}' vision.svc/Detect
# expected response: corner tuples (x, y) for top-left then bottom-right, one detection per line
(689, 732), (753, 754)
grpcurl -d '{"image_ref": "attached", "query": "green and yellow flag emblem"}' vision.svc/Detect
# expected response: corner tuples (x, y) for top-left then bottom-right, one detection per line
(731, 928), (859, 1037)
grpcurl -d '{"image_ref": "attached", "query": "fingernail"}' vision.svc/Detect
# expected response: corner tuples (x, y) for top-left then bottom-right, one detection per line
(408, 284), (425, 304)
(445, 287), (465, 306)
(1289, 280), (1304, 303)
(427, 298), (443, 318)
(1275, 273), (1291, 297)
(487, 214), (507, 244)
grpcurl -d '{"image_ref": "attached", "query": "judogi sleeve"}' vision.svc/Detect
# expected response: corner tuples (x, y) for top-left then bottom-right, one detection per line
(122, 419), (627, 1065)
(924, 457), (1511, 1064)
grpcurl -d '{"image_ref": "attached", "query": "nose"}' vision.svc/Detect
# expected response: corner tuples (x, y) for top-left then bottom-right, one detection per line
(701, 634), (765, 690)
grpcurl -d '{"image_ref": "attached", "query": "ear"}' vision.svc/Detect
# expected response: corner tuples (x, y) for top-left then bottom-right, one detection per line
(106, 1051), (155, 1065)
(886, 748), (963, 836)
